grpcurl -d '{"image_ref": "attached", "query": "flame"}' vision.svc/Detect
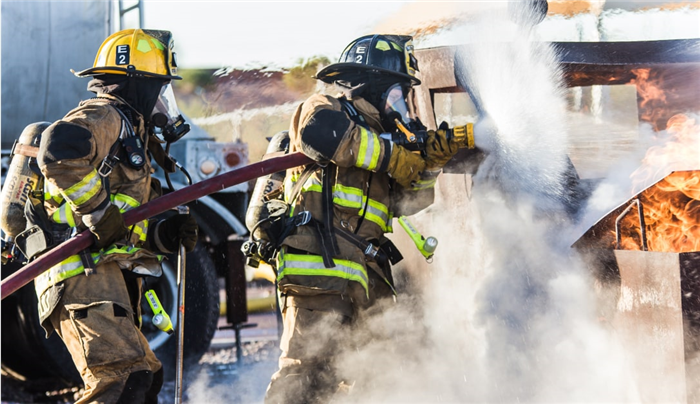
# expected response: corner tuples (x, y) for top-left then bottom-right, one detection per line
(631, 68), (669, 131)
(616, 114), (700, 253)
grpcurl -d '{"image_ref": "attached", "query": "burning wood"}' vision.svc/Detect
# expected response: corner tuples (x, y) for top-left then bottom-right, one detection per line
(576, 112), (699, 253)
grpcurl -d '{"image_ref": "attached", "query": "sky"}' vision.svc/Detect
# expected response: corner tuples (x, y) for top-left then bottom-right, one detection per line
(141, 1), (409, 69)
(138, 0), (700, 70)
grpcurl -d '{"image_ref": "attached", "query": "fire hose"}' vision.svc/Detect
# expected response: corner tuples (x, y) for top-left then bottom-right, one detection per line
(1, 151), (313, 300)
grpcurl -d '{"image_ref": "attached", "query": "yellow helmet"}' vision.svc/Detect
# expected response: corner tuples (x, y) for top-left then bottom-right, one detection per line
(75, 29), (181, 80)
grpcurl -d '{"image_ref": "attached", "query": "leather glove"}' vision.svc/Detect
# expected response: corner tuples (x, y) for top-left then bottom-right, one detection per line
(156, 214), (199, 253)
(86, 204), (129, 250)
(386, 145), (426, 188)
(424, 124), (459, 170)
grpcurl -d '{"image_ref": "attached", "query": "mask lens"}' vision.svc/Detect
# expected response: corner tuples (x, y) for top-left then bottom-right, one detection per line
(152, 83), (190, 142)
(383, 83), (412, 125)
(153, 84), (181, 122)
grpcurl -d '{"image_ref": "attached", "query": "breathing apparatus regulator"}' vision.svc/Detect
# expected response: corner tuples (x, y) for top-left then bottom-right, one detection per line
(150, 82), (193, 191)
(377, 81), (475, 152)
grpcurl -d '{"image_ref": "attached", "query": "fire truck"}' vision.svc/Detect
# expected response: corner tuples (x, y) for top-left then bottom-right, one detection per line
(0, 1), (251, 389)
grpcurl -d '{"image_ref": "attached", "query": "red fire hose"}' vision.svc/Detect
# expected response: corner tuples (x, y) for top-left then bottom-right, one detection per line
(1, 152), (312, 300)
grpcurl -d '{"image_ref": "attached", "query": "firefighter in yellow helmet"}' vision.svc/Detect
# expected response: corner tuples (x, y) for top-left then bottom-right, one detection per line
(261, 34), (461, 403)
(31, 29), (197, 403)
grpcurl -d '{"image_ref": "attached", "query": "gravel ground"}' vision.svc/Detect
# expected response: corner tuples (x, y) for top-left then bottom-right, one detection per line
(1, 314), (281, 404)
(158, 339), (280, 404)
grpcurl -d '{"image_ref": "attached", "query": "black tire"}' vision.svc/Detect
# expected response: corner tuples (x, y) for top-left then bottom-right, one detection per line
(140, 242), (220, 380)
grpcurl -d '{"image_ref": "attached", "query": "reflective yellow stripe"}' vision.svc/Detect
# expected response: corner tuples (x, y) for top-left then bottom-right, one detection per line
(44, 181), (64, 204)
(112, 193), (140, 210)
(413, 177), (437, 190)
(51, 204), (76, 227)
(356, 127), (381, 171)
(34, 252), (100, 296)
(293, 179), (392, 230)
(110, 194), (146, 242)
(332, 184), (363, 209)
(132, 220), (148, 242)
(359, 197), (390, 231)
(64, 169), (102, 206)
(277, 251), (368, 297)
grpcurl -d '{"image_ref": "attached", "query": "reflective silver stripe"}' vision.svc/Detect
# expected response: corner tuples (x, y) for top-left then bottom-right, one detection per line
(357, 127), (380, 171)
(278, 252), (369, 296)
(333, 186), (363, 208)
(51, 204), (75, 227)
(64, 169), (102, 206)
(359, 199), (389, 231)
(35, 254), (96, 297)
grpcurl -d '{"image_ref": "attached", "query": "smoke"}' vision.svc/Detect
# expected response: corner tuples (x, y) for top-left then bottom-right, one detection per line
(331, 3), (643, 403)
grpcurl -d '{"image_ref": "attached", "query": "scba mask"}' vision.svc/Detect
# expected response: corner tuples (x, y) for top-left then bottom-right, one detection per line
(151, 83), (190, 143)
(381, 82), (421, 132)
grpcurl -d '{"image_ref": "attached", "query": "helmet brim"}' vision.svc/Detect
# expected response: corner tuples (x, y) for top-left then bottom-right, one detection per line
(315, 63), (420, 86)
(74, 66), (182, 80)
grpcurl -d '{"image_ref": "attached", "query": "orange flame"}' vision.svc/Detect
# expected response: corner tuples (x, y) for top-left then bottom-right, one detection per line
(617, 114), (700, 253)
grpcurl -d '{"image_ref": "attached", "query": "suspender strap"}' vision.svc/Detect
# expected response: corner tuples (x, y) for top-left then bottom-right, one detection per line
(288, 163), (319, 205)
(319, 165), (340, 268)
(334, 225), (387, 267)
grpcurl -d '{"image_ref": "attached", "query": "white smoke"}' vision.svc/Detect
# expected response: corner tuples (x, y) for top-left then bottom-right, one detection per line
(333, 3), (643, 403)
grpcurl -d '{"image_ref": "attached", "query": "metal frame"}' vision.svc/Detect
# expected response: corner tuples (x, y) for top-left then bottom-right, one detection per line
(118, 0), (144, 30)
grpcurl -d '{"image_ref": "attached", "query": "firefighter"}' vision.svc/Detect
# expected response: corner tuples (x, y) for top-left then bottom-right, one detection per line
(31, 29), (197, 403)
(263, 34), (461, 403)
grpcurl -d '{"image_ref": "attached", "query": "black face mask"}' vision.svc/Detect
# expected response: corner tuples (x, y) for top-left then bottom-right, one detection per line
(336, 75), (417, 133)
(87, 75), (165, 125)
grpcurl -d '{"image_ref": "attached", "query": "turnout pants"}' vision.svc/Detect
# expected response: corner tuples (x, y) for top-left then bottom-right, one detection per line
(48, 261), (162, 404)
(265, 269), (394, 404)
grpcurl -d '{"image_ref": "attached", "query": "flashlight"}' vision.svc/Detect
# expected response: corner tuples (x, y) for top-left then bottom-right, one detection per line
(145, 289), (173, 334)
(398, 216), (438, 260)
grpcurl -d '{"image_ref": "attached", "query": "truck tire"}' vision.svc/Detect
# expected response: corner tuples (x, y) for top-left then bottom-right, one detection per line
(1, 241), (220, 391)
(140, 242), (220, 380)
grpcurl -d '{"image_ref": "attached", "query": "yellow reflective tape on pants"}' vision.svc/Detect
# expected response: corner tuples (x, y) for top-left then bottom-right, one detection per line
(356, 127), (381, 171)
(278, 252), (369, 297)
(34, 252), (100, 297)
(64, 169), (102, 206)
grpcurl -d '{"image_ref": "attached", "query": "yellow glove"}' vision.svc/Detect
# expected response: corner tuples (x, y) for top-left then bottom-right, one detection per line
(424, 128), (459, 170)
(387, 145), (426, 188)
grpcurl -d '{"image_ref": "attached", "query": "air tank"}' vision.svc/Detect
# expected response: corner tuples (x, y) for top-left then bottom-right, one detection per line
(245, 131), (290, 239)
(1, 122), (50, 239)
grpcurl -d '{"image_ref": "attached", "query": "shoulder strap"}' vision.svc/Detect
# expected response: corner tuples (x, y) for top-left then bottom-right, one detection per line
(338, 97), (370, 129)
